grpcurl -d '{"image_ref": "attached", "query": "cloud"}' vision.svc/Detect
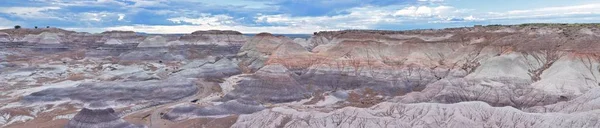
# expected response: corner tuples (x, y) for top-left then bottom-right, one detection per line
(0, 6), (62, 19)
(118, 14), (125, 21)
(48, 0), (128, 7)
(168, 14), (236, 26)
(487, 4), (600, 20)
(0, 17), (21, 28)
(79, 12), (124, 22)
(267, 0), (412, 16)
(393, 6), (456, 17)
(254, 6), (401, 30)
(127, 0), (168, 8)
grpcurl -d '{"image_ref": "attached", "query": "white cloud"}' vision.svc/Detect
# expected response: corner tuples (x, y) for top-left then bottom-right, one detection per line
(79, 12), (123, 22)
(118, 14), (125, 21)
(149, 5), (483, 34)
(126, 0), (167, 8)
(393, 6), (456, 17)
(0, 7), (61, 19)
(96, 0), (127, 5)
(41, 0), (127, 7)
(487, 4), (600, 20)
(463, 15), (481, 21)
(255, 6), (401, 30)
(0, 17), (21, 28)
(168, 14), (236, 26)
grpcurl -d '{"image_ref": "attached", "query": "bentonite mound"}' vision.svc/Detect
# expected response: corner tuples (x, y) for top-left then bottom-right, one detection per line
(65, 108), (145, 128)
(221, 64), (310, 103)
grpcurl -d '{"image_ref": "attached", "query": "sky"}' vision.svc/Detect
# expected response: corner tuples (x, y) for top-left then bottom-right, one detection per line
(0, 0), (599, 34)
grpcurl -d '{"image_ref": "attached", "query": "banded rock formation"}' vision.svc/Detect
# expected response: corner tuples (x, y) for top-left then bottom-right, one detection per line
(3, 24), (600, 128)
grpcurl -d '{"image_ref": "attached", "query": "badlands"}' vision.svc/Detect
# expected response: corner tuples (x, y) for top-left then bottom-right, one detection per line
(1, 24), (600, 128)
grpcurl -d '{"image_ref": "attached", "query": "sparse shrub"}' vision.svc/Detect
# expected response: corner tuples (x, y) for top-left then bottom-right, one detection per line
(14, 25), (21, 29)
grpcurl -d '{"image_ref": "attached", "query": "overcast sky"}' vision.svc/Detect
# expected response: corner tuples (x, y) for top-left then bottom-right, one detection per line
(1, 0), (599, 34)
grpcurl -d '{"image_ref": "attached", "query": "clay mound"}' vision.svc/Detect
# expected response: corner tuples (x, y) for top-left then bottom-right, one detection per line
(18, 32), (63, 44)
(66, 108), (145, 128)
(0, 32), (10, 42)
